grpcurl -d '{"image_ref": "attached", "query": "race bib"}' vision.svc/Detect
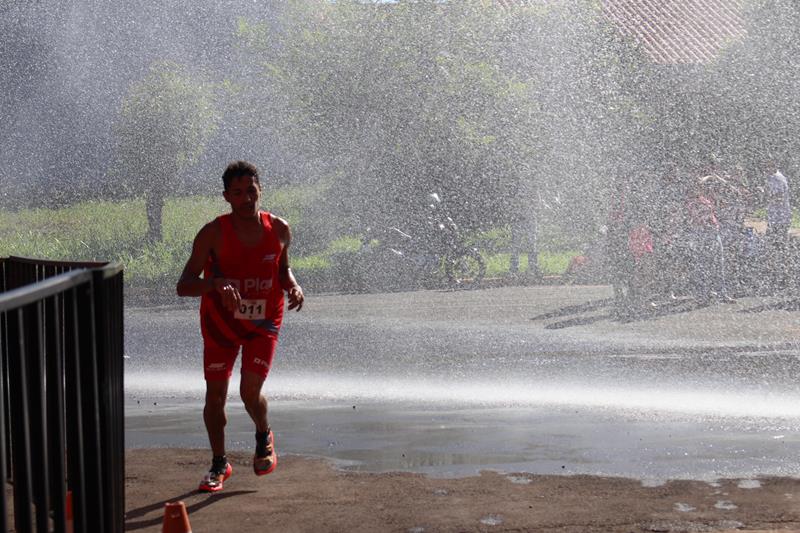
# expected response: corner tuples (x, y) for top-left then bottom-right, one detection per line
(234, 299), (267, 320)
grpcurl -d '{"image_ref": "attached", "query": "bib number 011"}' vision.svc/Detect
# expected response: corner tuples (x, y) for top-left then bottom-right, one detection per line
(235, 299), (267, 320)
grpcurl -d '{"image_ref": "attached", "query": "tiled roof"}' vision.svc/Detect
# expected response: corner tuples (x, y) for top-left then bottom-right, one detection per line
(599, 0), (747, 64)
(491, 0), (748, 65)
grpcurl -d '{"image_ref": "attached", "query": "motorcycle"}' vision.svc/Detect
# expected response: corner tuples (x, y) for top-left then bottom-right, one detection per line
(423, 193), (486, 288)
(341, 193), (486, 292)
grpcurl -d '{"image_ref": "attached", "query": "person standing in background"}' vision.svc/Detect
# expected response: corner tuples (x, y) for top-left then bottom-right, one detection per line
(765, 160), (792, 292)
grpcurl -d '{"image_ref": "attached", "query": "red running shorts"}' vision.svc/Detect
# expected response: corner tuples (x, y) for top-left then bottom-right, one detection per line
(203, 333), (278, 381)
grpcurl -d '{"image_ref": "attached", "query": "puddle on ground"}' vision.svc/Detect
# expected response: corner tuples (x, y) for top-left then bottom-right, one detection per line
(674, 502), (696, 512)
(737, 479), (761, 489)
(643, 520), (712, 532)
(715, 520), (745, 530)
(506, 475), (532, 484)
(480, 515), (503, 526)
(714, 500), (738, 510)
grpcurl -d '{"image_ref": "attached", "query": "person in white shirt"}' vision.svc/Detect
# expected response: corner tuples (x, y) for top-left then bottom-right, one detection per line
(765, 160), (792, 291)
(766, 162), (791, 241)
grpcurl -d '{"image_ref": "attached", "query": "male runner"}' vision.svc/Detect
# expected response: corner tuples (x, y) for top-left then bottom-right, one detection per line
(176, 160), (304, 492)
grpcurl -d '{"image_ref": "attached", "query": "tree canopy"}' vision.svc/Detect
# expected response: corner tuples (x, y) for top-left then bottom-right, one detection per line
(237, 0), (646, 249)
(114, 61), (218, 242)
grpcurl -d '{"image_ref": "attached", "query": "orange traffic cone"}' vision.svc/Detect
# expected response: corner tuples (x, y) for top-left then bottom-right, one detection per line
(162, 501), (192, 533)
(66, 490), (73, 533)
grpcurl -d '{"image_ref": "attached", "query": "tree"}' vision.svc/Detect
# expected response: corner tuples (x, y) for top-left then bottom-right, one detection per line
(115, 61), (218, 242)
(237, 2), (540, 233)
(711, 0), (800, 191)
(237, 0), (651, 261)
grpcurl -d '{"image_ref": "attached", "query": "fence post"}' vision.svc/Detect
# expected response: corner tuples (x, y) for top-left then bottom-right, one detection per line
(0, 259), (124, 532)
(7, 307), (34, 532)
(63, 287), (88, 533)
(92, 269), (125, 532)
(25, 300), (52, 533)
(0, 259), (7, 533)
(45, 293), (68, 533)
(75, 280), (106, 532)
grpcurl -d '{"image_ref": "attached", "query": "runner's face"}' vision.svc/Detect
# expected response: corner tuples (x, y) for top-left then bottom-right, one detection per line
(224, 175), (261, 218)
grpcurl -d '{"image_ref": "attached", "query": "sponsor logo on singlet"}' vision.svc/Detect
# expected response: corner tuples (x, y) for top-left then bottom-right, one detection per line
(228, 278), (273, 292)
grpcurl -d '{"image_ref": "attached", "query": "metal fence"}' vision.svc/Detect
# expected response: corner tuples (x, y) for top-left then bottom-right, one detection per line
(0, 256), (124, 533)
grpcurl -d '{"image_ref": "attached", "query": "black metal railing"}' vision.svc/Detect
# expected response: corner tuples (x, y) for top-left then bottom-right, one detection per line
(0, 256), (124, 533)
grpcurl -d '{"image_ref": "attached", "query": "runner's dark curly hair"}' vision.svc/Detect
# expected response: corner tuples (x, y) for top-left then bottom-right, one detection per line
(221, 161), (260, 190)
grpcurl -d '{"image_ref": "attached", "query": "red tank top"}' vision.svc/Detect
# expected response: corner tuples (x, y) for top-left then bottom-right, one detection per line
(200, 211), (284, 343)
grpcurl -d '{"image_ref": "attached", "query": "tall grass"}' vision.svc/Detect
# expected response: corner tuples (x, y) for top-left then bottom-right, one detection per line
(2, 195), (266, 287)
(484, 251), (580, 277)
(1, 194), (579, 292)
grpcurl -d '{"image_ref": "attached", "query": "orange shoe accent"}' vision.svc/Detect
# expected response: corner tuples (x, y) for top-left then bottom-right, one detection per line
(162, 501), (193, 533)
(66, 490), (74, 533)
(198, 463), (232, 493)
(253, 430), (277, 476)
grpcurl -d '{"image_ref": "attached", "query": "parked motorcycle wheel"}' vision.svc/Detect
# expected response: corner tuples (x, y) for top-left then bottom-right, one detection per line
(444, 248), (486, 289)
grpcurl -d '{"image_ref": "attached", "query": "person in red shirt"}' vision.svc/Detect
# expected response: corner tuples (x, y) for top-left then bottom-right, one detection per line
(686, 176), (734, 304)
(607, 177), (633, 315)
(176, 161), (304, 492)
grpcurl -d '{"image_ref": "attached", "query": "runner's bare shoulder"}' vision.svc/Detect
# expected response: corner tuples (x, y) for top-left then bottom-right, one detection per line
(269, 214), (291, 244)
(195, 219), (223, 255)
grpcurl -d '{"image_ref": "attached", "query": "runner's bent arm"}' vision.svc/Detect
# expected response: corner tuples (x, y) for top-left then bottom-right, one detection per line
(176, 222), (242, 311)
(273, 216), (304, 311)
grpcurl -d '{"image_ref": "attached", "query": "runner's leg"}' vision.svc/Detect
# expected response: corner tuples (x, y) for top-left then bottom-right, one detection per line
(240, 335), (278, 473)
(204, 379), (230, 457)
(240, 371), (268, 432)
(241, 370), (277, 474)
(240, 334), (276, 432)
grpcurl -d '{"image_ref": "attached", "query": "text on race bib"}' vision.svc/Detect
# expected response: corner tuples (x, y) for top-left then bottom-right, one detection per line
(234, 299), (267, 320)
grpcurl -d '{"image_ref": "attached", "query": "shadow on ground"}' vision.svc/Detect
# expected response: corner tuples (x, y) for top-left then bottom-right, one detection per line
(738, 298), (800, 313)
(125, 489), (258, 530)
(531, 295), (773, 330)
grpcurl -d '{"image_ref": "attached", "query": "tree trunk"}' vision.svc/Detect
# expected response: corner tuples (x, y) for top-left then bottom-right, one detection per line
(145, 192), (164, 243)
(510, 175), (542, 280)
(526, 211), (541, 279)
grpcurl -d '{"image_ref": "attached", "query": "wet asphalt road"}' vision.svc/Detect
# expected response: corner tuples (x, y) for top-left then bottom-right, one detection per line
(125, 285), (800, 480)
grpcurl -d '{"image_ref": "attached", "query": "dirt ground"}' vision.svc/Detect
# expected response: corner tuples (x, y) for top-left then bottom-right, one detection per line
(123, 284), (800, 533)
(124, 449), (800, 533)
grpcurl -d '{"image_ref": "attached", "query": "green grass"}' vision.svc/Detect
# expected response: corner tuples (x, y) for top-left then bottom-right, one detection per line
(538, 250), (580, 275)
(483, 251), (580, 277)
(752, 207), (800, 228)
(0, 191), (313, 287)
(0, 195), (580, 289)
(0, 196), (224, 287)
(0, 196), (225, 258)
